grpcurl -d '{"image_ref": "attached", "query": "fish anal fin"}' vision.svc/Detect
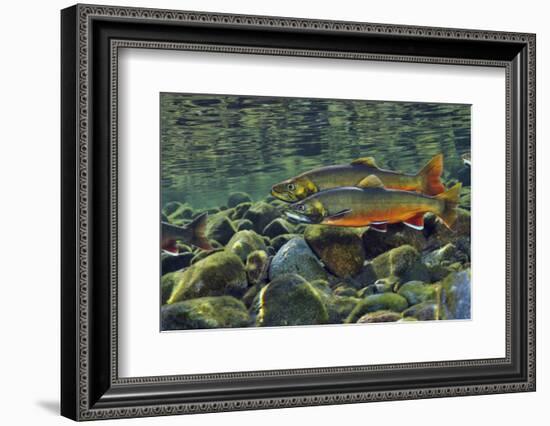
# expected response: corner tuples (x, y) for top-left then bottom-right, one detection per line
(403, 214), (425, 230)
(357, 175), (385, 189)
(351, 157), (379, 168)
(370, 223), (388, 233)
(163, 240), (179, 254)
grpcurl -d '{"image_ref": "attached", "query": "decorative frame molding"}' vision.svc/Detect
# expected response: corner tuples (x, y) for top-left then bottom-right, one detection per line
(61, 4), (535, 421)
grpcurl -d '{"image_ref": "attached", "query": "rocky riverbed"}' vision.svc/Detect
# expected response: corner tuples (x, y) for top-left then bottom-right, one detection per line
(161, 190), (471, 331)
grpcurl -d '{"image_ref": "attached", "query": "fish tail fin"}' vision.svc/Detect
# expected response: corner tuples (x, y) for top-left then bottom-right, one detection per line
(417, 154), (445, 195)
(188, 212), (213, 250)
(435, 182), (462, 229)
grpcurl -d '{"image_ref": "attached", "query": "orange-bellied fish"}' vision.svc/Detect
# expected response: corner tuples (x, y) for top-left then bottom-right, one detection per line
(283, 175), (461, 231)
(271, 154), (445, 203)
(161, 212), (212, 253)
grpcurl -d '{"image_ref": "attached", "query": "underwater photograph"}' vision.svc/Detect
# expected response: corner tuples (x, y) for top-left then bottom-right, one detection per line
(159, 93), (472, 331)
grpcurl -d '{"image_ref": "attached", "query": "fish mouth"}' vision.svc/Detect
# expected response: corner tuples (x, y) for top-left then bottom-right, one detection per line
(271, 188), (297, 203)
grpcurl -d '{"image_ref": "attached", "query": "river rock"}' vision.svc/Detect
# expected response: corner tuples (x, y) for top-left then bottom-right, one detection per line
(345, 293), (408, 323)
(440, 269), (471, 320)
(226, 230), (267, 262)
(356, 310), (402, 323)
(397, 281), (439, 305)
(245, 250), (270, 285)
(161, 251), (195, 274)
(256, 274), (328, 326)
(304, 225), (365, 278)
(262, 218), (292, 239)
(161, 296), (250, 330)
(268, 237), (328, 282)
(402, 302), (439, 321)
(232, 202), (253, 220)
(271, 233), (300, 252)
(326, 296), (360, 324)
(205, 215), (236, 246)
(227, 192), (252, 208)
(161, 270), (185, 305)
(333, 285), (358, 297)
(244, 202), (280, 233)
(168, 251), (247, 303)
(371, 244), (430, 283)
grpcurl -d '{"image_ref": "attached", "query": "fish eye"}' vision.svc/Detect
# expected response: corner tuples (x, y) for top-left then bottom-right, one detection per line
(297, 204), (305, 211)
(287, 183), (296, 191)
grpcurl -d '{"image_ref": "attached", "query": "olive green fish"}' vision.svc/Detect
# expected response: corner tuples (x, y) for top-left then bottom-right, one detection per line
(271, 154), (444, 203)
(161, 212), (212, 253)
(284, 175), (461, 231)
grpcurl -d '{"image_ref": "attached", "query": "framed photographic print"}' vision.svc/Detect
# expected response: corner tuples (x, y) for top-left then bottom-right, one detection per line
(61, 4), (536, 421)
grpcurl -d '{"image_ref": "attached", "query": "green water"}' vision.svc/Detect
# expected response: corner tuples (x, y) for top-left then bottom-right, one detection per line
(161, 93), (470, 209)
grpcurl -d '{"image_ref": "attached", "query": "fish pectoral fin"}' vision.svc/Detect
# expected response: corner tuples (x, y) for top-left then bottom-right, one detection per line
(403, 214), (425, 230)
(370, 223), (388, 233)
(357, 175), (385, 189)
(327, 209), (352, 220)
(351, 157), (379, 168)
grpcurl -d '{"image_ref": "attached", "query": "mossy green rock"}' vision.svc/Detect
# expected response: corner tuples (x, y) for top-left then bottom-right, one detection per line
(262, 218), (292, 239)
(345, 293), (408, 323)
(326, 296), (360, 323)
(161, 271), (185, 305)
(257, 274), (328, 326)
(205, 214), (236, 246)
(362, 224), (427, 258)
(190, 248), (224, 265)
(166, 203), (194, 222)
(236, 218), (254, 231)
(304, 225), (365, 278)
(268, 237), (328, 283)
(402, 302), (440, 321)
(162, 201), (183, 217)
(232, 203), (253, 220)
(161, 296), (250, 330)
(226, 230), (267, 262)
(356, 310), (402, 323)
(271, 233), (300, 252)
(333, 285), (358, 297)
(371, 244), (430, 283)
(243, 202), (280, 233)
(245, 250), (270, 285)
(397, 281), (439, 305)
(227, 192), (252, 208)
(168, 251), (247, 303)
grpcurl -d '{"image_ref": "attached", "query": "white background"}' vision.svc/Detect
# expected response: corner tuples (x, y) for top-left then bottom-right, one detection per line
(0, 0), (547, 425)
(119, 50), (506, 377)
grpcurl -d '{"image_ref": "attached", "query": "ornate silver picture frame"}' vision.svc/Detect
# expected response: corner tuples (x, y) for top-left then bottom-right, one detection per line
(61, 4), (535, 421)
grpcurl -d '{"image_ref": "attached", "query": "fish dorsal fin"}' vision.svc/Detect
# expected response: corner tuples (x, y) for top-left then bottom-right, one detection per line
(357, 175), (385, 189)
(351, 157), (379, 168)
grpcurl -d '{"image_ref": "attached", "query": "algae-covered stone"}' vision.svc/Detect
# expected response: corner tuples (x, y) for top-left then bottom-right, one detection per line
(268, 237), (328, 282)
(345, 293), (408, 323)
(226, 230), (267, 262)
(309, 279), (332, 297)
(422, 243), (467, 268)
(326, 296), (360, 324)
(236, 218), (254, 231)
(333, 285), (358, 297)
(440, 269), (471, 320)
(371, 244), (430, 283)
(161, 271), (185, 305)
(205, 214), (236, 246)
(243, 202), (280, 233)
(356, 310), (402, 323)
(245, 250), (270, 285)
(304, 225), (365, 278)
(162, 201), (183, 217)
(161, 251), (194, 274)
(161, 296), (250, 330)
(242, 285), (259, 308)
(166, 203), (194, 223)
(227, 192), (252, 208)
(262, 218), (292, 239)
(168, 251), (247, 303)
(349, 261), (377, 289)
(256, 274), (328, 327)
(362, 224), (428, 258)
(402, 302), (439, 321)
(190, 248), (224, 265)
(397, 281), (439, 305)
(271, 233), (300, 252)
